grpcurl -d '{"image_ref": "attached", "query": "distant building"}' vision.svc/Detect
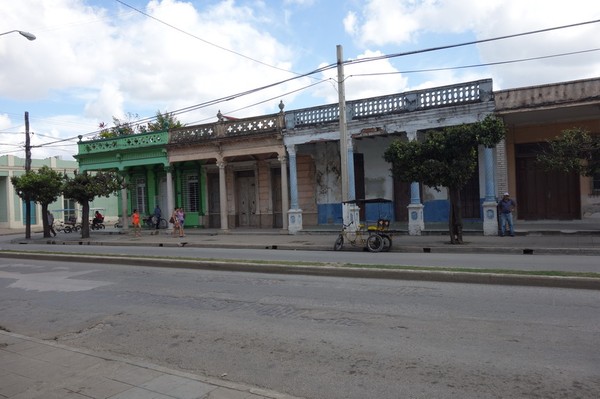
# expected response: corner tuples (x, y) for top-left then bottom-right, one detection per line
(0, 155), (118, 229)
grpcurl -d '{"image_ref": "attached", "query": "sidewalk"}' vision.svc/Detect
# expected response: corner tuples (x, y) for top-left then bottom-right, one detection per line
(0, 330), (303, 399)
(3, 220), (600, 255)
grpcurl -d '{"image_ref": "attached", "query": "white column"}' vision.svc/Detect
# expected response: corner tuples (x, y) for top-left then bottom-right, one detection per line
(217, 160), (228, 231)
(482, 146), (499, 236)
(407, 130), (424, 235)
(166, 166), (175, 229)
(285, 146), (303, 234)
(279, 154), (289, 232)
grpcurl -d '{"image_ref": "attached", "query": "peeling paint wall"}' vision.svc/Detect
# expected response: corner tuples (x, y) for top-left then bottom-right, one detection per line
(314, 142), (342, 204)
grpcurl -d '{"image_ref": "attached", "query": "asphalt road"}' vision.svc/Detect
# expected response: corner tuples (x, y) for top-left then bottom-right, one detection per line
(2, 239), (600, 273)
(1, 257), (598, 399)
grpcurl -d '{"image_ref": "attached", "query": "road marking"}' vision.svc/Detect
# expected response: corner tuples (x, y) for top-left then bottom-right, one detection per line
(0, 267), (112, 292)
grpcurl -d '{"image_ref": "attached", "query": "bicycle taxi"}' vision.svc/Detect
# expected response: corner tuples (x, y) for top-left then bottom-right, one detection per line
(333, 199), (394, 252)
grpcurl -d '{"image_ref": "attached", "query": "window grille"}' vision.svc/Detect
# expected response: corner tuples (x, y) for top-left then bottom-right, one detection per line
(63, 198), (76, 222)
(592, 173), (600, 196)
(133, 177), (147, 214)
(184, 174), (199, 212)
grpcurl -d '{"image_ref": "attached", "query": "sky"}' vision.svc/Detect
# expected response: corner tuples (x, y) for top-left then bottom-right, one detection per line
(1, 0), (599, 161)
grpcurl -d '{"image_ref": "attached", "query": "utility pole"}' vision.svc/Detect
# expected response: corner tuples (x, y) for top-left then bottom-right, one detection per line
(337, 45), (349, 203)
(24, 111), (31, 239)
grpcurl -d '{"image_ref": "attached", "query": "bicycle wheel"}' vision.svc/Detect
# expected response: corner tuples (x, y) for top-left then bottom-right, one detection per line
(159, 218), (168, 229)
(366, 234), (384, 252)
(381, 234), (392, 252)
(333, 235), (344, 251)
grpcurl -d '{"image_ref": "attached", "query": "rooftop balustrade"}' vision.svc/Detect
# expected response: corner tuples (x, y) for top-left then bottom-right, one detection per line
(77, 79), (493, 154)
(77, 131), (168, 155)
(285, 79), (492, 129)
(169, 113), (284, 145)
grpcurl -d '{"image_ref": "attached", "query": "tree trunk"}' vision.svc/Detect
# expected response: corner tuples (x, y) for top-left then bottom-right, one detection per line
(80, 202), (90, 239)
(448, 187), (463, 244)
(41, 204), (50, 238)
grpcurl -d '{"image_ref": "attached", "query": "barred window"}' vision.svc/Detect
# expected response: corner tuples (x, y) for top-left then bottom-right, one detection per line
(133, 177), (147, 214)
(593, 173), (600, 195)
(184, 174), (199, 212)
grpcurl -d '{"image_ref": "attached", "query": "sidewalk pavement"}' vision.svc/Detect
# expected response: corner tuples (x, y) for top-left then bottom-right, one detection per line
(0, 330), (303, 399)
(3, 220), (600, 255)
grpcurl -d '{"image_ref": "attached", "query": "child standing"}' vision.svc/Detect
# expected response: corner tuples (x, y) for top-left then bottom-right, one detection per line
(131, 209), (141, 237)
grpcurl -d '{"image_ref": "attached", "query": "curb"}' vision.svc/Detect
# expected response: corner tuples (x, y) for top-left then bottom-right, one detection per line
(1, 251), (598, 290)
(8, 237), (600, 256)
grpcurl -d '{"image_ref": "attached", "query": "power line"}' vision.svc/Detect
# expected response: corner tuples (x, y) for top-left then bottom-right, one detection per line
(29, 18), (600, 149)
(347, 18), (600, 66)
(114, 0), (311, 79)
(350, 47), (600, 78)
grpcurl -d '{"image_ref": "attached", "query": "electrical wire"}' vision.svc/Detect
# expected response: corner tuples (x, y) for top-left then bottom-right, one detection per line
(22, 18), (600, 149)
(350, 47), (600, 78)
(114, 0), (313, 79)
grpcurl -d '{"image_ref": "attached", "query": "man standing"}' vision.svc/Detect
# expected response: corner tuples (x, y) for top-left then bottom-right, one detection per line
(47, 210), (57, 237)
(153, 205), (162, 234)
(498, 192), (517, 237)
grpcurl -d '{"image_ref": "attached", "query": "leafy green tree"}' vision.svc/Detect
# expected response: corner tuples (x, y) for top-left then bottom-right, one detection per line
(142, 110), (184, 133)
(537, 128), (600, 176)
(62, 171), (123, 238)
(98, 111), (184, 138)
(10, 166), (65, 238)
(384, 115), (505, 244)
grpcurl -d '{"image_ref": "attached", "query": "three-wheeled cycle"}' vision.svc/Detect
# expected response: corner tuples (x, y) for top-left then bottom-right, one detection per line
(332, 199), (394, 252)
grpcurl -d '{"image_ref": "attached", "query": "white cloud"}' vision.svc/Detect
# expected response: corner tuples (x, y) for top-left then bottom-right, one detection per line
(345, 0), (600, 89)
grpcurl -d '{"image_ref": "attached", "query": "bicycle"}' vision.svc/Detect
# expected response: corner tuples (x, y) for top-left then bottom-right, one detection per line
(143, 215), (168, 229)
(333, 220), (384, 252)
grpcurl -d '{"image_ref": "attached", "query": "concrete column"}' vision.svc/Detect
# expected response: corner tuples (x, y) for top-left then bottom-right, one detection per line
(285, 145), (303, 234)
(119, 169), (129, 232)
(166, 166), (175, 229)
(407, 130), (424, 235)
(482, 146), (499, 236)
(278, 154), (289, 232)
(347, 138), (356, 202)
(217, 160), (228, 231)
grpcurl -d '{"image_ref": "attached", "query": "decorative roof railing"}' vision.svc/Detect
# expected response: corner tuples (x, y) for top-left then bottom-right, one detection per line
(77, 79), (493, 154)
(77, 131), (168, 155)
(169, 112), (284, 145)
(285, 79), (492, 128)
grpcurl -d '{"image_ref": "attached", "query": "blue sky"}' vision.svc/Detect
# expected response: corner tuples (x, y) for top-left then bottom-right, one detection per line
(1, 0), (599, 160)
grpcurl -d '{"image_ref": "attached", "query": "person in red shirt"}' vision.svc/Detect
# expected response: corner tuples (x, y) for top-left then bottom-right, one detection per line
(131, 209), (141, 237)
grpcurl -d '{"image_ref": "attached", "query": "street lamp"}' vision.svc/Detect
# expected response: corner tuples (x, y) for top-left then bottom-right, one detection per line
(0, 30), (36, 41)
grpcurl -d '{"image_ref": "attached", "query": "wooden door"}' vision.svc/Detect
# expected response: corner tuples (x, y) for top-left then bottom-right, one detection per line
(460, 165), (481, 219)
(236, 171), (256, 227)
(393, 177), (411, 222)
(207, 173), (220, 228)
(271, 167), (283, 228)
(353, 153), (366, 220)
(515, 148), (580, 220)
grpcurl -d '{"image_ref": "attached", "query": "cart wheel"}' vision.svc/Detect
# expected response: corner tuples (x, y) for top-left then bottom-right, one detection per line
(333, 235), (344, 251)
(382, 235), (392, 252)
(366, 234), (384, 252)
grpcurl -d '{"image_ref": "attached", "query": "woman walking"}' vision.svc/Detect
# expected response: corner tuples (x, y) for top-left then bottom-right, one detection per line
(171, 208), (180, 237)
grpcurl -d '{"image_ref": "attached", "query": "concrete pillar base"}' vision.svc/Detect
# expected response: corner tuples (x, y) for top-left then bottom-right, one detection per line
(287, 209), (303, 235)
(483, 201), (499, 236)
(408, 204), (425, 236)
(343, 203), (361, 231)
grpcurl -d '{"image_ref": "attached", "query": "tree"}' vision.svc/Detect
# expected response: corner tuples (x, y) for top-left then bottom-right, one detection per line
(141, 110), (184, 133)
(537, 128), (600, 176)
(10, 166), (64, 238)
(62, 171), (123, 239)
(97, 110), (184, 138)
(384, 115), (505, 244)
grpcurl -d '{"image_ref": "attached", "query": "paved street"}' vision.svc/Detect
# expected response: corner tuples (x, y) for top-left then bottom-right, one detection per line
(1, 257), (599, 399)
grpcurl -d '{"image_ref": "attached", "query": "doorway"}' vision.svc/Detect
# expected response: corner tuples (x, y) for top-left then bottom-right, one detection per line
(236, 170), (256, 227)
(516, 143), (580, 220)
